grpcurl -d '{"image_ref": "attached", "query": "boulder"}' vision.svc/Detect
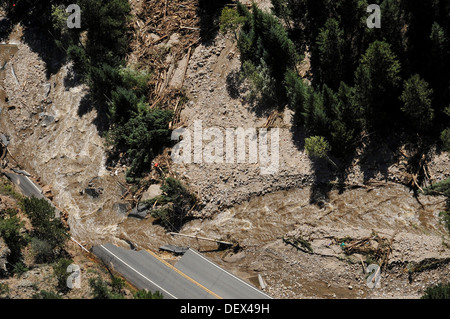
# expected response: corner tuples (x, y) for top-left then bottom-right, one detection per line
(141, 184), (162, 201)
(128, 202), (152, 219)
(0, 238), (10, 274)
(113, 202), (130, 216)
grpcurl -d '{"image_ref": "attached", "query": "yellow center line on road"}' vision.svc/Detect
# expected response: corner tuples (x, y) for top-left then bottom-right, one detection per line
(145, 249), (223, 299)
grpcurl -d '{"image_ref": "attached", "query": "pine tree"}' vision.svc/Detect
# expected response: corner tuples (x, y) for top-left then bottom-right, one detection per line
(315, 18), (345, 90)
(284, 70), (308, 114)
(400, 74), (434, 132)
(428, 22), (450, 114)
(354, 41), (402, 132)
(77, 0), (131, 66)
(22, 197), (69, 261)
(303, 88), (328, 137)
(237, 2), (298, 101)
(441, 128), (450, 153)
(108, 109), (173, 178)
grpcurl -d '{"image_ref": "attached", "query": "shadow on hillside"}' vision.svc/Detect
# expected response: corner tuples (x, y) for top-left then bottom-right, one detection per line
(20, 25), (67, 79)
(197, 0), (229, 45)
(0, 16), (13, 42)
(289, 120), (410, 205)
(225, 69), (242, 99)
(77, 92), (110, 134)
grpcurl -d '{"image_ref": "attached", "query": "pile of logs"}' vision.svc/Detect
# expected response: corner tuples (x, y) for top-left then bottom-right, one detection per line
(339, 232), (394, 267)
(128, 0), (201, 128)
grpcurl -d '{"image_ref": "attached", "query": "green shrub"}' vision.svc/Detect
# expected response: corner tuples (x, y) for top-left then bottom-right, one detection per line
(0, 208), (27, 266)
(110, 275), (125, 294)
(108, 109), (173, 179)
(133, 289), (163, 299)
(0, 177), (23, 201)
(305, 136), (330, 159)
(241, 59), (277, 103)
(423, 178), (450, 198)
(423, 178), (450, 233)
(441, 128), (450, 153)
(220, 6), (247, 40)
(53, 258), (73, 292)
(21, 197), (69, 262)
(30, 238), (54, 262)
(89, 276), (124, 299)
(439, 211), (450, 233)
(119, 66), (152, 97)
(304, 135), (337, 168)
(421, 282), (450, 299)
(32, 290), (62, 299)
(12, 261), (28, 276)
(147, 178), (197, 231)
(0, 283), (9, 297)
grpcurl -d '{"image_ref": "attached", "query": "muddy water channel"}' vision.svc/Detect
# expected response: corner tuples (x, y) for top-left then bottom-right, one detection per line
(120, 183), (447, 250)
(118, 182), (448, 298)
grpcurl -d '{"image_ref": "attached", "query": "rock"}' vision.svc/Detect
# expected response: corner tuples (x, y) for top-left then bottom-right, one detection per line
(128, 202), (152, 219)
(38, 112), (55, 126)
(83, 187), (103, 199)
(166, 33), (180, 48)
(113, 202), (130, 216)
(42, 83), (51, 98)
(141, 184), (162, 201)
(149, 33), (161, 42)
(42, 185), (53, 200)
(0, 133), (10, 146)
(0, 238), (11, 274)
(17, 279), (34, 289)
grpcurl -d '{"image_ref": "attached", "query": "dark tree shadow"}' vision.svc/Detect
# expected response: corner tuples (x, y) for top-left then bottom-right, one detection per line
(0, 16), (13, 42)
(63, 63), (85, 90)
(20, 25), (67, 79)
(197, 0), (229, 45)
(2, 2), (74, 79)
(289, 113), (306, 151)
(225, 69), (242, 99)
(247, 95), (281, 118)
(288, 115), (335, 204)
(77, 92), (94, 117)
(308, 168), (333, 206)
(77, 92), (110, 135)
(359, 132), (402, 184)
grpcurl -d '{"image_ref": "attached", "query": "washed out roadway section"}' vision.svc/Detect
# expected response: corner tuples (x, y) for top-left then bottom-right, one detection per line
(92, 243), (271, 299)
(91, 243), (218, 299)
(174, 248), (271, 299)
